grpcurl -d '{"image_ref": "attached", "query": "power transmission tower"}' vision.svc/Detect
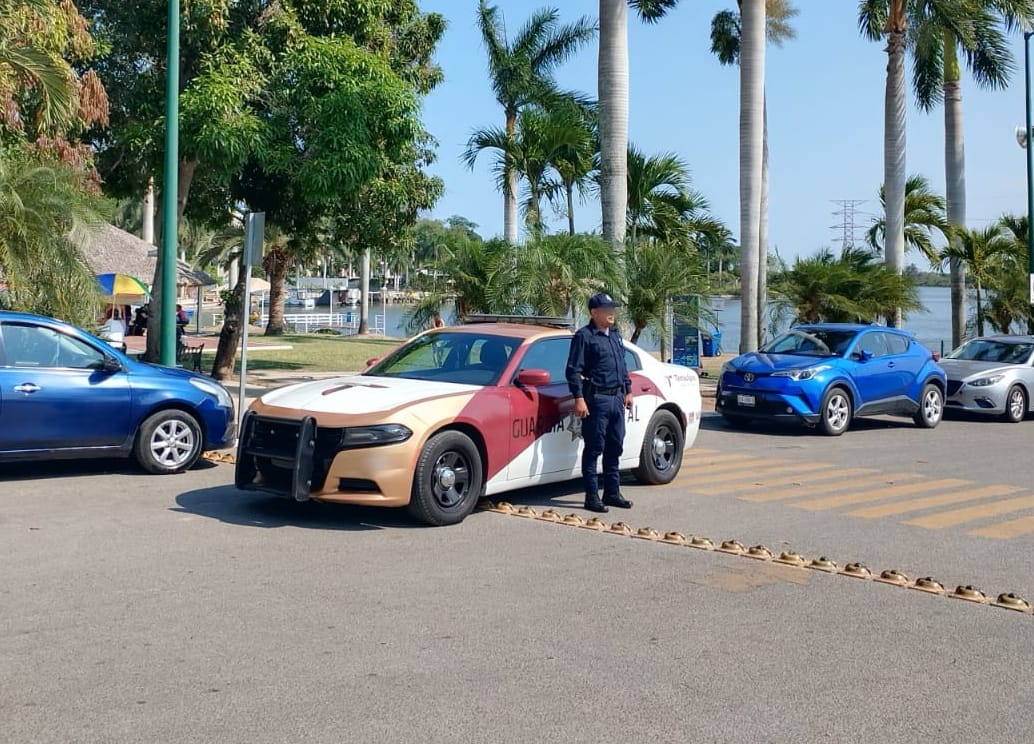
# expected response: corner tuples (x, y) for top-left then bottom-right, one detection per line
(830, 199), (867, 250)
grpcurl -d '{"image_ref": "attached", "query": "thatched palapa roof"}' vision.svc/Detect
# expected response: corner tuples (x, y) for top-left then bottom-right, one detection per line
(77, 223), (217, 288)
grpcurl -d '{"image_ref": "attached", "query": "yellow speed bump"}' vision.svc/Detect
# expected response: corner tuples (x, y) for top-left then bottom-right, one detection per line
(561, 513), (585, 526)
(633, 527), (660, 541)
(688, 535), (715, 550)
(994, 593), (1034, 614)
(607, 521), (633, 536)
(839, 562), (872, 580)
(912, 577), (946, 595)
(949, 585), (989, 604)
(745, 545), (774, 561)
(536, 509), (562, 523)
(807, 556), (838, 573)
(491, 501), (516, 514)
(580, 517), (607, 531)
(718, 539), (746, 555)
(661, 531), (688, 545)
(515, 506), (538, 518)
(773, 551), (806, 568)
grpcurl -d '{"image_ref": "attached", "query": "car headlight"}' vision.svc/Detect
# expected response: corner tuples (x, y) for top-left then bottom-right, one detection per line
(340, 424), (413, 447)
(771, 364), (831, 382)
(968, 374), (1005, 387)
(190, 378), (233, 409)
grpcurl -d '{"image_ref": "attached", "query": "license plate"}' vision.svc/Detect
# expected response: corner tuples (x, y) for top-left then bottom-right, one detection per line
(736, 394), (756, 408)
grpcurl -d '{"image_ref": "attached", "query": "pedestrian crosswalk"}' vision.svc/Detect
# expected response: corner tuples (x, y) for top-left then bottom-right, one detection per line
(679, 449), (1034, 540)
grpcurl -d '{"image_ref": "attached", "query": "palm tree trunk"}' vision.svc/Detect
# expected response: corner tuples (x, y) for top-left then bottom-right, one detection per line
(567, 184), (576, 236)
(142, 176), (155, 245)
(359, 247), (370, 334)
(738, 0), (765, 353)
(211, 275), (245, 381)
(975, 280), (983, 337)
(883, 4), (907, 328)
(598, 0), (629, 254)
(943, 47), (967, 347)
(757, 93), (769, 347)
(263, 248), (288, 336)
(504, 110), (519, 244)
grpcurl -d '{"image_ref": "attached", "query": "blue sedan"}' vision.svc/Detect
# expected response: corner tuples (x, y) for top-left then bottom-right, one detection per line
(716, 323), (946, 435)
(0, 311), (235, 472)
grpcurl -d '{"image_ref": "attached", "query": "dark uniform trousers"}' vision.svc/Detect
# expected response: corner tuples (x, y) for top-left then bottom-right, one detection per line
(582, 389), (626, 497)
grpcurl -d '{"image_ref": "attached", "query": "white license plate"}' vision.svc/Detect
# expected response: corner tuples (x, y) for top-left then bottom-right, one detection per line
(736, 394), (756, 407)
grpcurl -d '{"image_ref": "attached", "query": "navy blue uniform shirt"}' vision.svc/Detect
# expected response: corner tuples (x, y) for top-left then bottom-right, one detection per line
(566, 322), (632, 398)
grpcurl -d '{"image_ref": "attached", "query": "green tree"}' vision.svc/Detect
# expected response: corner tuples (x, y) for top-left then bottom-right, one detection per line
(0, 149), (109, 326)
(898, 0), (1034, 347)
(624, 145), (712, 246)
(987, 214), (1034, 333)
(939, 225), (1012, 337)
(506, 233), (619, 316)
(464, 106), (588, 237)
(710, 0), (798, 347)
(476, 1), (596, 243)
(770, 246), (922, 325)
(865, 174), (952, 262)
(624, 241), (706, 346)
(598, 0), (680, 251)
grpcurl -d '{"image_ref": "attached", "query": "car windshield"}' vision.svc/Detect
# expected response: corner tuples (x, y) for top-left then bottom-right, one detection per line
(946, 339), (1034, 364)
(364, 331), (520, 386)
(760, 328), (857, 357)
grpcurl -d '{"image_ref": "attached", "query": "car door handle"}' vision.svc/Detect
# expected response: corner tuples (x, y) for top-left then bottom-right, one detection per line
(13, 383), (40, 394)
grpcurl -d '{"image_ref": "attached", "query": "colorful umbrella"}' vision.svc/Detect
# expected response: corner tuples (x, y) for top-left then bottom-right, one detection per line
(96, 272), (151, 302)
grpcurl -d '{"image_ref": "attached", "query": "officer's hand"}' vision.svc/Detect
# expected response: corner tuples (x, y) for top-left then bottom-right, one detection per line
(624, 393), (633, 410)
(573, 397), (589, 418)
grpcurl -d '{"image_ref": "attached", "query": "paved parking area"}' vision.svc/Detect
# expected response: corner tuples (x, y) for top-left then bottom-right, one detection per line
(2, 456), (1032, 743)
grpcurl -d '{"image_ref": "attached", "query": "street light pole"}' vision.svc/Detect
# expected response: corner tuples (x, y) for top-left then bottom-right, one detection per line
(1026, 30), (1034, 310)
(160, 0), (180, 366)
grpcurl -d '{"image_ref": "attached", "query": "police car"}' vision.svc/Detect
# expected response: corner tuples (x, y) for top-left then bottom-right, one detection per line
(234, 316), (702, 525)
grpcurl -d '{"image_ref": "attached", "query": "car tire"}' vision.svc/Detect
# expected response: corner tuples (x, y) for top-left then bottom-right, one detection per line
(819, 386), (852, 436)
(134, 409), (203, 474)
(1002, 385), (1027, 424)
(634, 410), (684, 485)
(408, 430), (483, 526)
(913, 383), (944, 429)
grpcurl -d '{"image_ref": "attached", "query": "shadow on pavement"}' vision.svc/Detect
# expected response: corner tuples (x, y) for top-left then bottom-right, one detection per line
(0, 457), (223, 481)
(172, 487), (425, 531)
(699, 412), (923, 437)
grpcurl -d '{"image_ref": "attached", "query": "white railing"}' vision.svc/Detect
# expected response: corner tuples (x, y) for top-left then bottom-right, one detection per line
(211, 312), (385, 335)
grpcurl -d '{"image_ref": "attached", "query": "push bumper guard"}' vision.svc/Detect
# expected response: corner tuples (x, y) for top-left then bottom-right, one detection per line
(235, 411), (318, 502)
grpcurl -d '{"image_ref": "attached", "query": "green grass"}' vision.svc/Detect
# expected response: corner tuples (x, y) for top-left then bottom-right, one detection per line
(240, 334), (403, 374)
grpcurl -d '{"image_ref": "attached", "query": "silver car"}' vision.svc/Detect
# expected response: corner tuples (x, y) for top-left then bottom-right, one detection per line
(940, 335), (1034, 423)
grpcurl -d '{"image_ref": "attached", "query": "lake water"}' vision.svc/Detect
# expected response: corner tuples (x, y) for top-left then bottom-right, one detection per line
(239, 285), (956, 354)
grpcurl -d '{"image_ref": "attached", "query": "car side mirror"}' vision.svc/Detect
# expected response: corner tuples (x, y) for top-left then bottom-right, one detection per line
(365, 357), (380, 368)
(102, 356), (124, 374)
(515, 369), (551, 387)
(853, 349), (873, 362)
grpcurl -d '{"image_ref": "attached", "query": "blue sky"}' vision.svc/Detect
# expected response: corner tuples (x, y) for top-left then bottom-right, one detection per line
(418, 0), (1030, 261)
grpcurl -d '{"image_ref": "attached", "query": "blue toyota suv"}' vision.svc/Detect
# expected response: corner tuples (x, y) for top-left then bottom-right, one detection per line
(716, 323), (946, 435)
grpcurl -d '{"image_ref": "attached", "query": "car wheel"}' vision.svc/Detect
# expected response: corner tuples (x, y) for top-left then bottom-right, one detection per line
(1002, 385), (1027, 424)
(134, 409), (203, 474)
(913, 383), (943, 429)
(408, 430), (483, 526)
(634, 410), (684, 485)
(819, 387), (852, 436)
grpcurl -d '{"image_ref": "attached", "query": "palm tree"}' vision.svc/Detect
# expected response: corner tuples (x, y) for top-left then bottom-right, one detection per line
(0, 0), (76, 136)
(769, 247), (922, 325)
(0, 150), (109, 327)
(738, 0), (765, 352)
(625, 145), (694, 245)
(598, 0), (680, 252)
(710, 0), (798, 347)
(940, 225), (1013, 337)
(464, 106), (589, 237)
(624, 240), (706, 345)
(865, 174), (952, 263)
(476, 1), (596, 244)
(904, 0), (1034, 348)
(859, 0), (908, 328)
(546, 102), (598, 236)
(988, 213), (1034, 333)
(505, 233), (620, 316)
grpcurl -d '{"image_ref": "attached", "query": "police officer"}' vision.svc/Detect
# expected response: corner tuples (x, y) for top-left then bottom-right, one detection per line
(565, 292), (634, 513)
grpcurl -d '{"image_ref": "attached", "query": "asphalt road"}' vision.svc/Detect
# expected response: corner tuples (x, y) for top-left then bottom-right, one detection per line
(3, 411), (1033, 743)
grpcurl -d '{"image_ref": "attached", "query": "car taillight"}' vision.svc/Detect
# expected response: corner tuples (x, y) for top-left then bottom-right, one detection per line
(932, 352), (941, 361)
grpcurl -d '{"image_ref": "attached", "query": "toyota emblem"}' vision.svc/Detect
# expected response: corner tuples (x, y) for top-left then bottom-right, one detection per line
(743, 372), (755, 383)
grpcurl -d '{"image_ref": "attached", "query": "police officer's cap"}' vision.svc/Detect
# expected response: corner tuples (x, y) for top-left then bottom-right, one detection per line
(588, 292), (620, 310)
